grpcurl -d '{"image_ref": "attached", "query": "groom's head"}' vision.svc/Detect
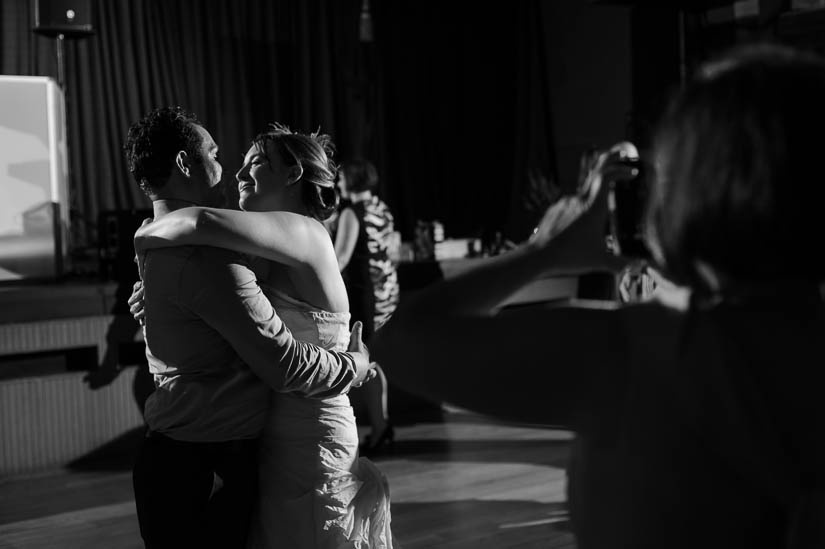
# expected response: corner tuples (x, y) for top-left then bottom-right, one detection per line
(124, 106), (223, 202)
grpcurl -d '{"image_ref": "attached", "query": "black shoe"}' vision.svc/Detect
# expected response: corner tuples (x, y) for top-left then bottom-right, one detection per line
(360, 423), (395, 458)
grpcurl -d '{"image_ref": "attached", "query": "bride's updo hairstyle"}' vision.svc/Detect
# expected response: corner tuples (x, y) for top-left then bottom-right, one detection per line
(253, 123), (340, 220)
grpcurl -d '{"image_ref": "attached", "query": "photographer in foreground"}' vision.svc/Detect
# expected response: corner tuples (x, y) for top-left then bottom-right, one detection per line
(372, 43), (825, 548)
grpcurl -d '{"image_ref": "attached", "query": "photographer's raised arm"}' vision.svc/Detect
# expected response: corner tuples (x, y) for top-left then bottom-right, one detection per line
(394, 152), (626, 318)
(371, 165), (636, 427)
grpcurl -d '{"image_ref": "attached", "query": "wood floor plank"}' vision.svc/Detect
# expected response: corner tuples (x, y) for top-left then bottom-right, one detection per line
(0, 414), (573, 548)
(0, 471), (134, 524)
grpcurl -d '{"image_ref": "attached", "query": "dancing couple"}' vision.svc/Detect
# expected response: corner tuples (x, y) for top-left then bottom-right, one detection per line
(125, 106), (395, 548)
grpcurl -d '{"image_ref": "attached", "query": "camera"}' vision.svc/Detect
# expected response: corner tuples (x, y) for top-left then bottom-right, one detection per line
(607, 151), (652, 261)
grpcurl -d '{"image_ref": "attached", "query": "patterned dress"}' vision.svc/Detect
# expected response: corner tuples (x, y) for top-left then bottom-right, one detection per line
(340, 196), (400, 339)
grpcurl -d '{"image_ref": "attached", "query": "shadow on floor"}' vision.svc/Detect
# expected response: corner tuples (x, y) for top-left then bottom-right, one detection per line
(66, 426), (145, 472)
(392, 499), (574, 548)
(367, 437), (572, 468)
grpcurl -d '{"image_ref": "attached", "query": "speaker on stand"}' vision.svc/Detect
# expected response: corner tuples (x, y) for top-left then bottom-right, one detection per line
(32, 0), (95, 277)
(33, 0), (95, 88)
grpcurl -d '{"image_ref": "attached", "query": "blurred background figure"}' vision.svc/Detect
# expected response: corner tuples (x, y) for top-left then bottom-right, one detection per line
(333, 158), (400, 455)
(372, 43), (825, 548)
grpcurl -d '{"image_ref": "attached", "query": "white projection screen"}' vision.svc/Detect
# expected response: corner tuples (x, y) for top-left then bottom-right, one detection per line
(0, 76), (69, 282)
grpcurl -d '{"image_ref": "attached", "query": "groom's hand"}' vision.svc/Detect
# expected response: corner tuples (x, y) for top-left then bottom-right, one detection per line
(347, 321), (376, 387)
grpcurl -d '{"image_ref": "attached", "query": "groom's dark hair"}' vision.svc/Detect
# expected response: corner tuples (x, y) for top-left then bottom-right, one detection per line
(124, 106), (203, 195)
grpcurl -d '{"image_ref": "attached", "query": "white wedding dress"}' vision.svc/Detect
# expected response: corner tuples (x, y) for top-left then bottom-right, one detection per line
(247, 286), (394, 549)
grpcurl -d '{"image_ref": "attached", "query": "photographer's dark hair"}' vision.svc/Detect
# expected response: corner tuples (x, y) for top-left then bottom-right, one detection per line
(341, 158), (379, 193)
(649, 43), (825, 291)
(253, 123), (339, 220)
(124, 106), (203, 195)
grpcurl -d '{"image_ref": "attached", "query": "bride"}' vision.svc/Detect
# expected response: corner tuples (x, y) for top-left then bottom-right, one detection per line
(134, 123), (394, 548)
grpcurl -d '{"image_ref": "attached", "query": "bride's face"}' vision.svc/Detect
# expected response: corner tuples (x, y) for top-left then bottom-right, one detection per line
(236, 142), (295, 212)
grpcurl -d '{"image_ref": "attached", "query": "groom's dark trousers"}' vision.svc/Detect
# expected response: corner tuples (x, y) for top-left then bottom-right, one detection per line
(133, 431), (259, 549)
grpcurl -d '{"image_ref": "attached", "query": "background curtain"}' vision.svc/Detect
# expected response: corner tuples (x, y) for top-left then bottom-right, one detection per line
(1, 0), (374, 251)
(372, 0), (558, 243)
(1, 0), (556, 257)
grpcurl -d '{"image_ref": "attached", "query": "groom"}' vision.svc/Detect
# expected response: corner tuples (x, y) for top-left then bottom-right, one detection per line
(124, 106), (374, 549)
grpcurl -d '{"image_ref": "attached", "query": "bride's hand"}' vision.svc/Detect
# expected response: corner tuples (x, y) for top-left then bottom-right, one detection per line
(128, 280), (146, 326)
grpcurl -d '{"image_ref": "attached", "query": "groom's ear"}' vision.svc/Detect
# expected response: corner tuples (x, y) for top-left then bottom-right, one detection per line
(287, 164), (303, 185)
(175, 151), (191, 177)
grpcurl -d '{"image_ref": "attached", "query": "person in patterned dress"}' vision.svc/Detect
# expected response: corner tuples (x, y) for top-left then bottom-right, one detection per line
(333, 159), (400, 454)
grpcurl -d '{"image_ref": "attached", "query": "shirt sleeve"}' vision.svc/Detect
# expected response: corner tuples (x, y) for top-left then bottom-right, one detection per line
(183, 248), (357, 397)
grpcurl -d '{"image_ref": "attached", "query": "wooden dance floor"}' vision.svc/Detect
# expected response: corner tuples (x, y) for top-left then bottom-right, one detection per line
(0, 412), (575, 548)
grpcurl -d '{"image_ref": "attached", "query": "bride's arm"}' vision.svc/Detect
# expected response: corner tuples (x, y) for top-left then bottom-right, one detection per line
(134, 207), (326, 267)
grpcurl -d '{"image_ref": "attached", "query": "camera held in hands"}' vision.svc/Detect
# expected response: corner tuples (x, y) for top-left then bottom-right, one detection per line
(605, 142), (652, 261)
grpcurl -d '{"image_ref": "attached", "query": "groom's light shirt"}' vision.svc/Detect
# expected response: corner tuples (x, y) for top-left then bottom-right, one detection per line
(141, 244), (358, 442)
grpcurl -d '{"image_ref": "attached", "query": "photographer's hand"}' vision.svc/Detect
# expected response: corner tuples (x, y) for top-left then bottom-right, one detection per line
(528, 147), (638, 274)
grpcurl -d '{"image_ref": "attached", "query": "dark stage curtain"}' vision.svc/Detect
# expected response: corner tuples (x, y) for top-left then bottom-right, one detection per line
(1, 0), (556, 252)
(372, 0), (558, 243)
(1, 0), (375, 250)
